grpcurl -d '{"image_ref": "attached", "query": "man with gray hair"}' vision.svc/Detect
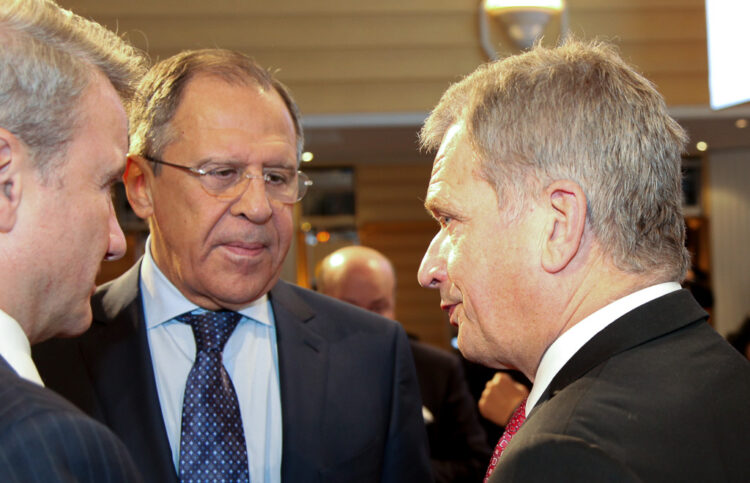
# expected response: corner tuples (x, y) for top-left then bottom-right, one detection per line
(35, 48), (431, 482)
(417, 40), (750, 482)
(0, 0), (146, 480)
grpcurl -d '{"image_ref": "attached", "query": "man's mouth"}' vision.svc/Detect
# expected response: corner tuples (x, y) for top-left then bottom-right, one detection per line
(221, 241), (267, 257)
(441, 302), (459, 326)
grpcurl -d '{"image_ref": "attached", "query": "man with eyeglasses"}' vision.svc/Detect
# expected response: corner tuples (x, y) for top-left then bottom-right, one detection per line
(34, 49), (432, 483)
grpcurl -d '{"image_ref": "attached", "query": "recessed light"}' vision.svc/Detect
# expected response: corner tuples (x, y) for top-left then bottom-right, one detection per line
(735, 118), (748, 129)
(696, 141), (708, 152)
(301, 152), (314, 162)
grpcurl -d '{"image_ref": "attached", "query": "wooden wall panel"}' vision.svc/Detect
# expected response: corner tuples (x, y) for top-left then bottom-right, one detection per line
(359, 221), (452, 350)
(59, 0), (711, 114)
(354, 162), (451, 348)
(356, 163), (433, 223)
(57, 0), (724, 350)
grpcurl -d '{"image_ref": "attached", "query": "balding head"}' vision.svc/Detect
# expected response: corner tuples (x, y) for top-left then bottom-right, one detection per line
(317, 246), (396, 319)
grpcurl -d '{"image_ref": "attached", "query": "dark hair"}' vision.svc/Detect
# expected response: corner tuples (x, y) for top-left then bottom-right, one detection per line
(129, 48), (303, 172)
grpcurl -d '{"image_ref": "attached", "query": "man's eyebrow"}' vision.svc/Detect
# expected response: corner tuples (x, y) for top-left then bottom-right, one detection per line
(423, 196), (439, 214)
(263, 162), (297, 171)
(423, 195), (450, 220)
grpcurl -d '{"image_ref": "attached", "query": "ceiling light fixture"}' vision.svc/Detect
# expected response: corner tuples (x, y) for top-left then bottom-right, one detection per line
(479, 0), (567, 59)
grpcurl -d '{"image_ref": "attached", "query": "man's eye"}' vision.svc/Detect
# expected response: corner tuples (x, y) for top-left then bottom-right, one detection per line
(264, 171), (290, 186)
(438, 215), (453, 227)
(207, 167), (239, 180)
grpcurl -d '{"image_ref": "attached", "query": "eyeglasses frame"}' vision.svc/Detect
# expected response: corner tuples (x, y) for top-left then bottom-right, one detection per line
(141, 155), (312, 203)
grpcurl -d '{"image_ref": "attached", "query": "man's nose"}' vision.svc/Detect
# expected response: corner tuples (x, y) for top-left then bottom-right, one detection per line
(104, 200), (126, 261)
(230, 176), (273, 223)
(417, 233), (446, 289)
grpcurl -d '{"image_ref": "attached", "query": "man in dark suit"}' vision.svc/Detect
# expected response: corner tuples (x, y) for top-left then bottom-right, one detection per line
(416, 39), (750, 482)
(0, 0), (146, 480)
(316, 245), (491, 482)
(34, 49), (431, 483)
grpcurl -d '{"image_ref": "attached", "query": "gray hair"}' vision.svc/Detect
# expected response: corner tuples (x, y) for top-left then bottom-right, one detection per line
(129, 49), (304, 172)
(420, 39), (689, 281)
(0, 0), (147, 177)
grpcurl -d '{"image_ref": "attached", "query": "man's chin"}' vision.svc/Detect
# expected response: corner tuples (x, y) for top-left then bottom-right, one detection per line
(57, 310), (94, 339)
(456, 330), (511, 370)
(30, 308), (92, 345)
(455, 330), (479, 361)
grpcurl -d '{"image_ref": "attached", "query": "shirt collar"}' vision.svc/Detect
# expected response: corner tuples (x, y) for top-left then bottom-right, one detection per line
(0, 308), (44, 386)
(526, 281), (681, 415)
(140, 236), (273, 328)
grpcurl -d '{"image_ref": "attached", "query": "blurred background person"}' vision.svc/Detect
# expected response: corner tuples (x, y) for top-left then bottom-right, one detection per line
(317, 245), (491, 483)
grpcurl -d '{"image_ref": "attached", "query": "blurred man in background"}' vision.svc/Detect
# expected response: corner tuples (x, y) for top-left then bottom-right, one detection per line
(317, 245), (490, 482)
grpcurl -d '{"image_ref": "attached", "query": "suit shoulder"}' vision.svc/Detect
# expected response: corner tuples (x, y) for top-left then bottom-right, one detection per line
(0, 366), (89, 428)
(525, 321), (750, 482)
(492, 433), (640, 483)
(0, 369), (141, 482)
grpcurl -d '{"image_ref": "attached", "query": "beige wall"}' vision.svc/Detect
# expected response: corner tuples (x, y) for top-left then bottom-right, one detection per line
(60, 0), (710, 115)
(708, 148), (750, 336)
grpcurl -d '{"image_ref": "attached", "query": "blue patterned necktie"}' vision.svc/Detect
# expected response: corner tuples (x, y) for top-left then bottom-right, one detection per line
(177, 309), (249, 482)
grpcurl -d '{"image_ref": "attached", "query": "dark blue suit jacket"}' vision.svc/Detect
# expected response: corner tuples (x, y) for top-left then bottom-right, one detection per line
(33, 261), (432, 483)
(489, 290), (750, 482)
(410, 340), (490, 482)
(0, 355), (141, 482)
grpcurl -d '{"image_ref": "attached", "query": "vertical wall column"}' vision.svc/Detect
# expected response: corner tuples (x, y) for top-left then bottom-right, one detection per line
(708, 149), (750, 335)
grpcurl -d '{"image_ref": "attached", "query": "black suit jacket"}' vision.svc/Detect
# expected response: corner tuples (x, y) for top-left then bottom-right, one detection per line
(410, 340), (490, 483)
(34, 262), (432, 483)
(0, 356), (141, 482)
(490, 290), (750, 482)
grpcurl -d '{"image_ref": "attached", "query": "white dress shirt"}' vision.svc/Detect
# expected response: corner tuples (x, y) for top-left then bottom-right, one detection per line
(526, 282), (682, 416)
(0, 308), (44, 386)
(140, 238), (282, 482)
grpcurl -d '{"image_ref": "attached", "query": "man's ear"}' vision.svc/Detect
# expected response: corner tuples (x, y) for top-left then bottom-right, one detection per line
(123, 155), (155, 219)
(0, 128), (25, 233)
(541, 180), (587, 274)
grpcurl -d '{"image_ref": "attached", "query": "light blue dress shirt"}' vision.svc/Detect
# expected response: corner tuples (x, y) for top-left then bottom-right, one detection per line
(140, 238), (282, 482)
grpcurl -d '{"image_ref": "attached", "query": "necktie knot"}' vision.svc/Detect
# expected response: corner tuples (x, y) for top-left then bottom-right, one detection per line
(177, 309), (242, 353)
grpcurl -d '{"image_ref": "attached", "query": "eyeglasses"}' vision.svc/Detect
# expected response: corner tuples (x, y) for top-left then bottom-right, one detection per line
(143, 156), (312, 203)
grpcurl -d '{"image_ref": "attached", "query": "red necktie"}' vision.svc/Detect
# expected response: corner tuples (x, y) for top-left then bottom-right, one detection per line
(484, 398), (527, 482)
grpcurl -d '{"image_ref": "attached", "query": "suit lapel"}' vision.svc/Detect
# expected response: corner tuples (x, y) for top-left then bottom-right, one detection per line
(270, 281), (328, 481)
(535, 290), (707, 409)
(80, 261), (177, 482)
